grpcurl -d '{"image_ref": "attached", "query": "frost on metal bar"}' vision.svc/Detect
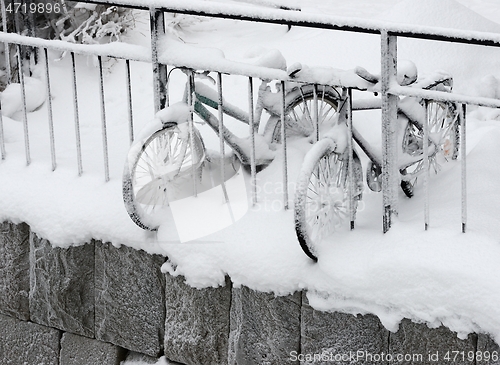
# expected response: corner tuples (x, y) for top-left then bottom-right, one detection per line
(312, 84), (319, 142)
(380, 31), (398, 233)
(423, 100), (430, 230)
(280, 80), (288, 210)
(1, 0), (11, 82)
(98, 56), (110, 182)
(125, 59), (134, 144)
(44, 48), (56, 171)
(150, 8), (167, 112)
(71, 52), (83, 176)
(459, 103), (467, 233)
(0, 99), (5, 160)
(248, 76), (257, 206)
(187, 71), (197, 196)
(345, 88), (355, 230)
(17, 45), (30, 166)
(93, 0), (500, 47)
(391, 84), (500, 109)
(217, 72), (229, 203)
(0, 31), (151, 62)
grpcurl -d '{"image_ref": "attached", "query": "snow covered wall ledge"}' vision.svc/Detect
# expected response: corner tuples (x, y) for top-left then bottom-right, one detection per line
(1, 220), (500, 365)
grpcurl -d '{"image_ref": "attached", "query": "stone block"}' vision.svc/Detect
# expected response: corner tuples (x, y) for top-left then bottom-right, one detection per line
(301, 294), (389, 364)
(0, 221), (30, 320)
(60, 332), (126, 365)
(123, 351), (161, 364)
(477, 334), (500, 365)
(95, 242), (166, 357)
(164, 274), (231, 365)
(229, 286), (301, 365)
(0, 313), (60, 365)
(29, 233), (95, 337)
(389, 319), (476, 365)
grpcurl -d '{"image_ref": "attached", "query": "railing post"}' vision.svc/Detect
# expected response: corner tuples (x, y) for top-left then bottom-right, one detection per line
(380, 31), (399, 233)
(459, 103), (467, 233)
(280, 80), (289, 210)
(150, 8), (167, 112)
(345, 88), (355, 230)
(1, 0), (12, 83)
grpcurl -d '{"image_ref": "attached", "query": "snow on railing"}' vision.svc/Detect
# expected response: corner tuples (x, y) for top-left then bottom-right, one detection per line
(1, 0), (500, 235)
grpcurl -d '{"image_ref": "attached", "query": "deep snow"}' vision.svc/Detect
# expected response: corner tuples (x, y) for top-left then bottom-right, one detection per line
(1, 0), (500, 351)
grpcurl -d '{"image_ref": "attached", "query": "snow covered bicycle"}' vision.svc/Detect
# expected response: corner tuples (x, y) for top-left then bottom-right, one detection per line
(122, 63), (341, 231)
(293, 63), (460, 261)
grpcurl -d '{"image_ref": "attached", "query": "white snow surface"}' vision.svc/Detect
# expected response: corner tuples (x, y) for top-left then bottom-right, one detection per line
(1, 0), (500, 344)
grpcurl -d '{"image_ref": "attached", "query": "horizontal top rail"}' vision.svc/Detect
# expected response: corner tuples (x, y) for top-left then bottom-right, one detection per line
(0, 31), (151, 62)
(88, 0), (500, 47)
(0, 31), (374, 89)
(391, 84), (500, 109)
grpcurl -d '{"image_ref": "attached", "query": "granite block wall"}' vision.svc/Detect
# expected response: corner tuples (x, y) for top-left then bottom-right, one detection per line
(1, 220), (499, 365)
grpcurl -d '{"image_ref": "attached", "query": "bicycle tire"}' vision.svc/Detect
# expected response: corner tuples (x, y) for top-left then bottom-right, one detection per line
(123, 123), (205, 231)
(294, 138), (363, 261)
(400, 100), (459, 198)
(263, 84), (341, 143)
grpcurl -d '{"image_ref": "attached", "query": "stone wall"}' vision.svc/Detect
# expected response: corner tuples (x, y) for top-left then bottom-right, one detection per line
(1, 220), (499, 365)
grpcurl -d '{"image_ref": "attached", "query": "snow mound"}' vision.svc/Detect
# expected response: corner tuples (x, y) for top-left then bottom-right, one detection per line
(0, 77), (46, 119)
(377, 0), (500, 94)
(378, 0), (500, 32)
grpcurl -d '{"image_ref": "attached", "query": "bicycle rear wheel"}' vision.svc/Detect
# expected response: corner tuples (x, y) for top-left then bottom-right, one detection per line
(264, 84), (341, 143)
(400, 100), (459, 198)
(294, 139), (362, 261)
(123, 123), (205, 231)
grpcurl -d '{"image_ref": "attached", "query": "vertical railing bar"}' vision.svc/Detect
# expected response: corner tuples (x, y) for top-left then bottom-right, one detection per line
(187, 71), (197, 197)
(125, 59), (134, 144)
(423, 99), (430, 230)
(150, 8), (161, 113)
(217, 72), (229, 203)
(17, 44), (30, 165)
(346, 88), (355, 230)
(313, 84), (319, 142)
(26, 0), (37, 64)
(98, 56), (109, 182)
(0, 98), (5, 160)
(460, 103), (467, 233)
(248, 76), (257, 206)
(71, 52), (82, 176)
(1, 0), (11, 82)
(0, 0), (6, 159)
(380, 31), (399, 233)
(165, 64), (170, 108)
(280, 80), (288, 210)
(44, 47), (56, 171)
(149, 8), (167, 112)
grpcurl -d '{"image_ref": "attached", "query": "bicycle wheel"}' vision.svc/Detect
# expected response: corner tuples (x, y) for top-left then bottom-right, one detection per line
(400, 100), (459, 198)
(264, 84), (341, 143)
(294, 139), (363, 261)
(123, 123), (205, 231)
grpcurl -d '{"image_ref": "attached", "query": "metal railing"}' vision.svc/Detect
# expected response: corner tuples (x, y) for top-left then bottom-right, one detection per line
(1, 0), (500, 234)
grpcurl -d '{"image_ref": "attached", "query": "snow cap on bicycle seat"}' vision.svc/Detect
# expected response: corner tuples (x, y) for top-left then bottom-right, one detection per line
(397, 60), (418, 86)
(155, 102), (192, 125)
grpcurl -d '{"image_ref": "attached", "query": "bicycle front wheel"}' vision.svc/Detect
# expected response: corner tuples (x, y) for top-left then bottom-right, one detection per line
(123, 123), (205, 231)
(264, 84), (341, 143)
(294, 139), (362, 261)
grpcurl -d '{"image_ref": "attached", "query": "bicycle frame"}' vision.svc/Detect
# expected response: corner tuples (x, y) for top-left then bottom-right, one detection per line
(349, 90), (453, 189)
(177, 70), (280, 166)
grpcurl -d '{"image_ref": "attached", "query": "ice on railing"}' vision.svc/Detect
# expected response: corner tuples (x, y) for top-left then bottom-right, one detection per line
(0, 31), (151, 62)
